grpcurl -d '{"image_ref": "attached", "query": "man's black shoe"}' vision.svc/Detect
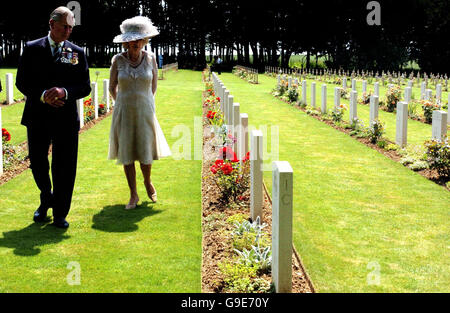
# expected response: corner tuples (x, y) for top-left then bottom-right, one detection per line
(52, 217), (69, 229)
(33, 206), (49, 223)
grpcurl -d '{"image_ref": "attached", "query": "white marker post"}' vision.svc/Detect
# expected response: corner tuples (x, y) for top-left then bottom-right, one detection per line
(396, 101), (408, 147)
(272, 161), (293, 293)
(250, 130), (263, 222)
(77, 99), (84, 129)
(5, 73), (14, 104)
(91, 82), (98, 119)
(321, 84), (327, 114)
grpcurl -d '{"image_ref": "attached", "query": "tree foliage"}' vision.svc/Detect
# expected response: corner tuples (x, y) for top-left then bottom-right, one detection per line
(0, 0), (448, 73)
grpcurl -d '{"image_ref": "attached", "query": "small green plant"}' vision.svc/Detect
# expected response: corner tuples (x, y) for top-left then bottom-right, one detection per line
(424, 137), (449, 178)
(331, 104), (346, 123)
(385, 143), (399, 151)
(421, 100), (440, 124)
(226, 213), (248, 225)
(365, 119), (385, 144)
(385, 86), (402, 112)
(235, 244), (272, 273)
(287, 86), (299, 103)
(218, 260), (265, 293)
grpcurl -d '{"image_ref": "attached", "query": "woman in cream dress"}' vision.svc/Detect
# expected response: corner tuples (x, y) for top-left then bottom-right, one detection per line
(109, 16), (171, 209)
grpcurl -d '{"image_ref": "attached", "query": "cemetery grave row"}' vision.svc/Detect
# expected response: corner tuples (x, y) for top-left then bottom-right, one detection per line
(271, 75), (449, 188)
(201, 68), (314, 293)
(265, 66), (450, 93)
(158, 62), (178, 80)
(232, 65), (259, 84)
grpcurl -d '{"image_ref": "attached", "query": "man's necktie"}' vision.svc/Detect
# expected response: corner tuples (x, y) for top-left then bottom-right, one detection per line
(52, 43), (62, 62)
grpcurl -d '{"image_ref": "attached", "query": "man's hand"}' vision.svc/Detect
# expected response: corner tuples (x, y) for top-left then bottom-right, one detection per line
(44, 87), (66, 107)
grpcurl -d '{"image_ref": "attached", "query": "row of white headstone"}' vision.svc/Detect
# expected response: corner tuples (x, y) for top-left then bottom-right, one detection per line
(77, 79), (113, 129)
(212, 72), (293, 293)
(278, 75), (449, 146)
(0, 76), (113, 176)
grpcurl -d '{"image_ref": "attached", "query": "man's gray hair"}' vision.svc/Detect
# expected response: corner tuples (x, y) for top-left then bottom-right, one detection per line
(50, 6), (74, 23)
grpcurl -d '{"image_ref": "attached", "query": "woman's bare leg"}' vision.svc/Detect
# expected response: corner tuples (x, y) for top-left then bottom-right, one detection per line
(124, 163), (139, 207)
(140, 163), (156, 200)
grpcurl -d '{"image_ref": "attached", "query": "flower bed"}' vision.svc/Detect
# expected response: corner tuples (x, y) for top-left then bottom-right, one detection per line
(201, 69), (314, 293)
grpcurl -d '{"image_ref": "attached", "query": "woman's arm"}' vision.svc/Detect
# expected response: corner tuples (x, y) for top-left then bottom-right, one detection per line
(109, 56), (119, 101)
(152, 54), (158, 97)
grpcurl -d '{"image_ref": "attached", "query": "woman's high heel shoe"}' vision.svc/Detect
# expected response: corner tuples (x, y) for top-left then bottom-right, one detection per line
(150, 191), (157, 203)
(145, 182), (157, 203)
(125, 196), (139, 210)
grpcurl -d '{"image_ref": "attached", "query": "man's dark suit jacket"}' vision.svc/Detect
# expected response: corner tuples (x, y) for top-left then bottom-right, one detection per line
(16, 36), (91, 130)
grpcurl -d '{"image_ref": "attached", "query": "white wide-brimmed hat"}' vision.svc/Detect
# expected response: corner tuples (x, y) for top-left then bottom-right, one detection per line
(113, 16), (159, 43)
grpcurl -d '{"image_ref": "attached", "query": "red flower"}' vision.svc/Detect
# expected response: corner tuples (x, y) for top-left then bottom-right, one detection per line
(216, 97), (220, 102)
(2, 128), (11, 142)
(214, 159), (224, 166)
(244, 151), (250, 161)
(221, 146), (237, 161)
(99, 104), (105, 109)
(221, 163), (233, 175)
(210, 165), (218, 174)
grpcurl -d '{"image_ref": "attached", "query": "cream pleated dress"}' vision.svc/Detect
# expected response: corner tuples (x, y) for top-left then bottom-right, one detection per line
(108, 50), (171, 165)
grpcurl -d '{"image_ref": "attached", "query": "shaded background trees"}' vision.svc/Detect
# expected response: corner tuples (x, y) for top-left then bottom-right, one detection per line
(0, 0), (449, 73)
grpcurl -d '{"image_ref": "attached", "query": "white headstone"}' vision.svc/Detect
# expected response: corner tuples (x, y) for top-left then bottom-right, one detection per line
(370, 95), (379, 125)
(436, 84), (442, 104)
(352, 79), (356, 91)
(374, 82), (379, 97)
(250, 130), (263, 222)
(404, 87), (412, 104)
(334, 87), (340, 108)
(233, 103), (240, 154)
(239, 113), (249, 162)
(224, 89), (230, 123)
(425, 89), (432, 101)
(349, 90), (358, 123)
(302, 80), (307, 105)
(342, 77), (347, 89)
(288, 77), (292, 89)
(5, 73), (14, 104)
(408, 80), (413, 88)
(311, 82), (316, 108)
(272, 161), (293, 293)
(77, 99), (84, 128)
(321, 84), (327, 114)
(91, 82), (98, 119)
(432, 110), (447, 141)
(396, 101), (408, 147)
(103, 79), (110, 112)
(362, 80), (367, 94)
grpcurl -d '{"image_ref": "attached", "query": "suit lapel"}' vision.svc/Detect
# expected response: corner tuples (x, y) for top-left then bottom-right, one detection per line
(43, 37), (53, 61)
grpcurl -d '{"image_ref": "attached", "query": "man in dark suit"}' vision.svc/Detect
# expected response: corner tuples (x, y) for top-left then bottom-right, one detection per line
(16, 7), (91, 228)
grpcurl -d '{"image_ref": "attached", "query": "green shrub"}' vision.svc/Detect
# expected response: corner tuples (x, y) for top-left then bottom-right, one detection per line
(424, 138), (450, 178)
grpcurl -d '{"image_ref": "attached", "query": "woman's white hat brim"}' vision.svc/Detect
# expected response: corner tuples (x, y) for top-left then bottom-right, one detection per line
(113, 31), (159, 43)
(113, 16), (159, 43)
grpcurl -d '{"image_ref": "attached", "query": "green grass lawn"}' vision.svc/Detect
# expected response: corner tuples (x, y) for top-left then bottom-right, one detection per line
(218, 72), (450, 292)
(0, 69), (203, 292)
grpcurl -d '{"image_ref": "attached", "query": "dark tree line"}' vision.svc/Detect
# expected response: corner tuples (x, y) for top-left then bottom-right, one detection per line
(0, 0), (449, 74)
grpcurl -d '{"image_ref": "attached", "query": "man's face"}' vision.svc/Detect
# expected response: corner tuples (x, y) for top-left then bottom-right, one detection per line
(50, 16), (73, 43)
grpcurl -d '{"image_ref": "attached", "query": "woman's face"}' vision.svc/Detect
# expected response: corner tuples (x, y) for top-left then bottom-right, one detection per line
(127, 39), (146, 53)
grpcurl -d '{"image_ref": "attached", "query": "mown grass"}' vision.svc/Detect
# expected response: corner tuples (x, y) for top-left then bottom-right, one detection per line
(0, 69), (203, 292)
(218, 72), (450, 292)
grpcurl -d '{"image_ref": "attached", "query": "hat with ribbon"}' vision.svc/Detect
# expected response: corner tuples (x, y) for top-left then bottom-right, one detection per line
(113, 16), (159, 43)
